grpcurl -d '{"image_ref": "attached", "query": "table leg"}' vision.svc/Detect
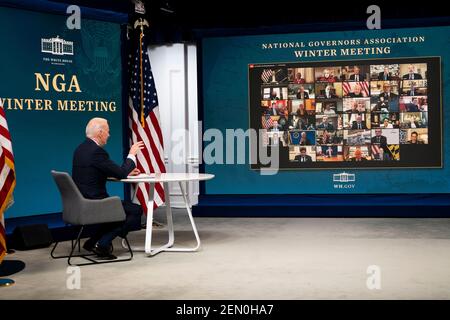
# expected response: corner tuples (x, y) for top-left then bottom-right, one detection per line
(163, 181), (201, 252)
(147, 182), (175, 256)
(121, 183), (155, 253)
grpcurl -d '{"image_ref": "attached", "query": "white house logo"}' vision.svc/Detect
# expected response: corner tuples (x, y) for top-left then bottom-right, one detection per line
(41, 36), (74, 56)
(333, 172), (356, 189)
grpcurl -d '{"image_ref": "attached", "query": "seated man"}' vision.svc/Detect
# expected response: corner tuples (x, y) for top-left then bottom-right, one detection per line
(72, 117), (144, 259)
(294, 147), (312, 163)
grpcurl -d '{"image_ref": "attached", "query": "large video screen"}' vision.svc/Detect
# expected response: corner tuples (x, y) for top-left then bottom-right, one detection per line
(249, 57), (441, 169)
(202, 25), (450, 194)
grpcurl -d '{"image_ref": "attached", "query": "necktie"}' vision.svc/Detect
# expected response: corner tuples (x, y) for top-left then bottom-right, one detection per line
(302, 157), (305, 162)
(356, 75), (359, 81)
(358, 123), (361, 129)
(410, 73), (413, 80)
(384, 74), (387, 80)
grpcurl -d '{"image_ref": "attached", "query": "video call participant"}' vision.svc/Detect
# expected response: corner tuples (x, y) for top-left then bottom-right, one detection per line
(320, 130), (332, 144)
(323, 103), (336, 115)
(299, 131), (311, 145)
(325, 146), (334, 158)
(270, 90), (280, 100)
(408, 131), (424, 144)
(349, 66), (366, 81)
(402, 64), (423, 80)
(295, 147), (312, 163)
(293, 72), (305, 84)
(317, 69), (337, 82)
(267, 102), (279, 115)
(296, 85), (309, 99)
(378, 67), (392, 80)
(347, 83), (365, 97)
(324, 84), (338, 99)
(352, 115), (367, 129)
(350, 148), (367, 161)
(379, 82), (397, 101)
(406, 98), (420, 112)
(371, 129), (388, 152)
(407, 82), (418, 96)
(317, 116), (335, 130)
(381, 118), (393, 128)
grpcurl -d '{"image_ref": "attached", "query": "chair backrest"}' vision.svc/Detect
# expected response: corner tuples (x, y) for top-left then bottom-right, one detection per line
(51, 170), (84, 225)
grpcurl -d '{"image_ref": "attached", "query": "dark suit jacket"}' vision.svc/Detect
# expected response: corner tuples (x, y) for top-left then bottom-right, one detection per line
(406, 103), (420, 112)
(352, 121), (367, 130)
(72, 139), (135, 199)
(349, 74), (366, 81)
(317, 123), (335, 131)
(402, 73), (422, 80)
(296, 92), (309, 99)
(378, 72), (392, 80)
(371, 135), (387, 146)
(294, 155), (312, 163)
(299, 138), (311, 146)
(378, 92), (398, 101)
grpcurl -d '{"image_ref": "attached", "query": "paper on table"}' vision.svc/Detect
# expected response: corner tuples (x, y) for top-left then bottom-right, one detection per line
(126, 173), (156, 179)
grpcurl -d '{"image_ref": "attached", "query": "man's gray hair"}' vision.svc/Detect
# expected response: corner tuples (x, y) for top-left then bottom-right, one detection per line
(86, 117), (108, 138)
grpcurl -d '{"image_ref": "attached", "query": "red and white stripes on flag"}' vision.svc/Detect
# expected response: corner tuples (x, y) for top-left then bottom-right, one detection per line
(128, 30), (166, 213)
(261, 69), (274, 83)
(128, 102), (165, 212)
(343, 81), (369, 97)
(371, 144), (381, 157)
(0, 101), (16, 264)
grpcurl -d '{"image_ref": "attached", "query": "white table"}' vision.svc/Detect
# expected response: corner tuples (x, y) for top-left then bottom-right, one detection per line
(112, 173), (214, 256)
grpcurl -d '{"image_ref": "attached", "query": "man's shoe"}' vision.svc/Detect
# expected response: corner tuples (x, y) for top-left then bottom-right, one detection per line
(92, 244), (117, 260)
(141, 220), (166, 229)
(82, 240), (96, 252)
(83, 240), (113, 253)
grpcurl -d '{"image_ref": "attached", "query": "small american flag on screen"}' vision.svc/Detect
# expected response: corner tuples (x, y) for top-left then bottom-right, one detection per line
(343, 81), (369, 97)
(262, 115), (274, 129)
(261, 69), (274, 83)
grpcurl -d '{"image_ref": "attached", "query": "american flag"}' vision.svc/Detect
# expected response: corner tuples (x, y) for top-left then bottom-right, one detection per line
(0, 101), (16, 264)
(343, 81), (369, 97)
(261, 69), (274, 83)
(262, 115), (274, 129)
(128, 31), (166, 212)
(371, 144), (381, 159)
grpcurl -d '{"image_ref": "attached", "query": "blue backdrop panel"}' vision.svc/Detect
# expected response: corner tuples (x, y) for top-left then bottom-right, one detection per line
(0, 5), (124, 218)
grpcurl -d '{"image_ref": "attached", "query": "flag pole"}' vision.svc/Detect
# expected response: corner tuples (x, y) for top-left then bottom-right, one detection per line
(133, 18), (149, 128)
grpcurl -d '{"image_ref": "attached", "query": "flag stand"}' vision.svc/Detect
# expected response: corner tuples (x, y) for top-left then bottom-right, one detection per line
(0, 260), (25, 288)
(0, 278), (14, 287)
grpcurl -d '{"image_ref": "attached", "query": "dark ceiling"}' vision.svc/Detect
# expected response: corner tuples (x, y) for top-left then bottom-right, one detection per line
(51, 0), (448, 40)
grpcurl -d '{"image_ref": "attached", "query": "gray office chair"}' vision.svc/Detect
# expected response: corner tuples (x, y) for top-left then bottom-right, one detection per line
(50, 170), (133, 266)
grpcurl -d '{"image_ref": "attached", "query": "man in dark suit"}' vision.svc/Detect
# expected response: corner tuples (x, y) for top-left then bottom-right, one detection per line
(299, 132), (311, 145)
(351, 115), (367, 129)
(402, 64), (423, 80)
(378, 83), (397, 101)
(378, 67), (392, 80)
(296, 86), (309, 99)
(72, 118), (144, 259)
(349, 66), (366, 81)
(406, 98), (420, 112)
(294, 147), (312, 163)
(317, 116), (335, 131)
(371, 129), (388, 152)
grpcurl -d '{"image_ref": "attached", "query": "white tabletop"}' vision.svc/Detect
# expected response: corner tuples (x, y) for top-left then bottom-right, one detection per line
(111, 172), (214, 183)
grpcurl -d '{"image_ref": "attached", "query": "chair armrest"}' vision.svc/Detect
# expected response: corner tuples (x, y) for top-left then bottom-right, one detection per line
(78, 196), (126, 225)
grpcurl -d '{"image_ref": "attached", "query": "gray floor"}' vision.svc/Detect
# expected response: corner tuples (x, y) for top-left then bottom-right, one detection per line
(2, 210), (450, 299)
